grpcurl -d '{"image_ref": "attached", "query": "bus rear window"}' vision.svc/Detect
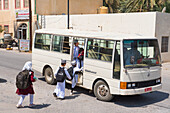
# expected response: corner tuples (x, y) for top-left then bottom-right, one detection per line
(34, 33), (51, 51)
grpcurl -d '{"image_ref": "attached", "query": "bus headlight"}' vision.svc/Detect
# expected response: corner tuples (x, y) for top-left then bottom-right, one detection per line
(156, 78), (161, 83)
(132, 83), (136, 87)
(127, 83), (136, 88)
(127, 84), (131, 88)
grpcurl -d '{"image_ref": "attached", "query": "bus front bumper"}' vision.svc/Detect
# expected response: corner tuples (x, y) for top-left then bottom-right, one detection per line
(119, 84), (162, 95)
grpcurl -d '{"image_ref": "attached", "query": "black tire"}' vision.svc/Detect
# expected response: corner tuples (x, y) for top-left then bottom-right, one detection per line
(94, 80), (113, 102)
(44, 67), (56, 85)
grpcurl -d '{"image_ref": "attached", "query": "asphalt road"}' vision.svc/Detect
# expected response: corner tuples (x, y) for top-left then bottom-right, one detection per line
(0, 49), (170, 113)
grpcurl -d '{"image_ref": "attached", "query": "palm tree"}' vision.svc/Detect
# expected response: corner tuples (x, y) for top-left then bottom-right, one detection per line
(165, 0), (170, 13)
(104, 0), (120, 13)
(120, 0), (167, 13)
(103, 0), (170, 13)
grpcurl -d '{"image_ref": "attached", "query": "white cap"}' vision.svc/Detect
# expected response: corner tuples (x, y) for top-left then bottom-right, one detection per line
(71, 60), (76, 65)
(61, 59), (66, 64)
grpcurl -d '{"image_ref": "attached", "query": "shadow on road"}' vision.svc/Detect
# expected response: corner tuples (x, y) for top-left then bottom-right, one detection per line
(38, 77), (46, 82)
(112, 91), (169, 107)
(24, 104), (51, 109)
(37, 77), (169, 107)
(65, 83), (94, 96)
(0, 78), (7, 83)
(65, 95), (80, 100)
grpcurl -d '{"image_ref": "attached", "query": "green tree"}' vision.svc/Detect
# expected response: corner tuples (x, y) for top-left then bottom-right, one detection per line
(104, 0), (120, 13)
(120, 0), (167, 13)
(165, 0), (170, 13)
(104, 0), (169, 13)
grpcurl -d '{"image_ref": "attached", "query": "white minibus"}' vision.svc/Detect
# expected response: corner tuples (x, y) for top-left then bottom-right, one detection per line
(32, 29), (162, 101)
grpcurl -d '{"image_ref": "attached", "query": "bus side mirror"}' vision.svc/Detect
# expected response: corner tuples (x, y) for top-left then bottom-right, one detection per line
(130, 56), (135, 64)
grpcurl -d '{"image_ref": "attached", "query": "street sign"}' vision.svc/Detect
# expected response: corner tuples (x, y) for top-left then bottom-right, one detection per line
(16, 10), (29, 20)
(19, 39), (30, 51)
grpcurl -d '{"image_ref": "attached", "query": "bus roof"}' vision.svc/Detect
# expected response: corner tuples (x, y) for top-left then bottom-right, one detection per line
(35, 29), (157, 40)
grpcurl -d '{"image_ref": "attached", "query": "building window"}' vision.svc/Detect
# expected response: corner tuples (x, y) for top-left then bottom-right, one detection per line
(161, 37), (169, 52)
(86, 39), (114, 62)
(4, 0), (9, 9)
(23, 0), (28, 8)
(4, 25), (9, 33)
(0, 0), (2, 10)
(15, 0), (20, 9)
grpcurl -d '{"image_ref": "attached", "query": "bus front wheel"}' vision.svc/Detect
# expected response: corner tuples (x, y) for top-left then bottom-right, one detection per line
(94, 80), (113, 102)
(44, 67), (56, 85)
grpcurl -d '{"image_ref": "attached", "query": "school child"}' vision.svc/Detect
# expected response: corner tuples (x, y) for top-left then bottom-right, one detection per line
(16, 61), (37, 108)
(70, 60), (83, 95)
(73, 40), (80, 68)
(78, 48), (84, 68)
(53, 60), (71, 100)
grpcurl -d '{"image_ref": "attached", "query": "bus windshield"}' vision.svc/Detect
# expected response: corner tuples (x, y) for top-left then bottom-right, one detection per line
(123, 39), (161, 68)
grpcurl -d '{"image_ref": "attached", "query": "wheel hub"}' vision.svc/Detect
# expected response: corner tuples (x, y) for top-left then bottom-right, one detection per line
(98, 85), (108, 97)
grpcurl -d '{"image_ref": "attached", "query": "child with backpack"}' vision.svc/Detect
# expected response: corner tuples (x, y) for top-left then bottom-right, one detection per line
(16, 61), (37, 108)
(69, 60), (83, 95)
(53, 60), (71, 100)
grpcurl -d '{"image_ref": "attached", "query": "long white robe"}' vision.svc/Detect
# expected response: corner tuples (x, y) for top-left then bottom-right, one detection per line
(72, 67), (82, 88)
(54, 67), (71, 98)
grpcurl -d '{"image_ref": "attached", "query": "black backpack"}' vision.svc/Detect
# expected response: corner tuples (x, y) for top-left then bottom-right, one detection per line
(67, 67), (74, 80)
(16, 70), (31, 89)
(56, 67), (66, 82)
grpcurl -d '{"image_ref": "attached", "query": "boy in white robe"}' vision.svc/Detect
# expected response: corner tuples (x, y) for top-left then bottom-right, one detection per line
(53, 60), (71, 100)
(70, 61), (83, 95)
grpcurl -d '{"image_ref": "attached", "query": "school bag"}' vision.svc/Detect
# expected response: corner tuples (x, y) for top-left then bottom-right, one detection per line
(67, 67), (73, 80)
(56, 67), (66, 82)
(16, 70), (31, 89)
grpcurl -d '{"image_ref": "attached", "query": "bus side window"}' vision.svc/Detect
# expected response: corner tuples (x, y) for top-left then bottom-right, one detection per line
(52, 35), (71, 54)
(86, 39), (114, 62)
(113, 41), (120, 79)
(42, 34), (51, 51)
(62, 37), (70, 54)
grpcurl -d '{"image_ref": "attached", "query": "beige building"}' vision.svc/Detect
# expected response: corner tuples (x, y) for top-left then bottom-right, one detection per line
(0, 0), (35, 39)
(36, 0), (103, 15)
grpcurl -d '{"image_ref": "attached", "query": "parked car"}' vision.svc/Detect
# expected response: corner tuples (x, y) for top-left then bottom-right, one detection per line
(0, 34), (18, 48)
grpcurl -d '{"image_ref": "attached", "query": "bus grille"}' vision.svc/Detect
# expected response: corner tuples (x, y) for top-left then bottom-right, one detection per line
(137, 80), (158, 88)
(126, 78), (161, 89)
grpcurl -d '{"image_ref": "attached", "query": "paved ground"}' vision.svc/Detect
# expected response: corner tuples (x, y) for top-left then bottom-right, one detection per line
(0, 48), (170, 113)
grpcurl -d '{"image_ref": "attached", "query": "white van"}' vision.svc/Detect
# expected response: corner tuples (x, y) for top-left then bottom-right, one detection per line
(32, 29), (162, 101)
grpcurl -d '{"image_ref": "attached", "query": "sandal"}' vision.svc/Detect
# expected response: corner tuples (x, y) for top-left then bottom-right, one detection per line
(16, 104), (23, 108)
(29, 104), (35, 107)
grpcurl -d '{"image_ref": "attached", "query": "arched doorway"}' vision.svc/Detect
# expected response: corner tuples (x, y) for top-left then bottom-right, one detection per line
(17, 23), (27, 39)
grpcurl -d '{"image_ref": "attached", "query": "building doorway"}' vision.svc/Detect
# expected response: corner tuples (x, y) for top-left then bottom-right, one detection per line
(17, 23), (27, 39)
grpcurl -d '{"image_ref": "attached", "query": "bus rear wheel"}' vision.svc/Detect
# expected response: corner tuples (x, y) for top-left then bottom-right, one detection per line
(94, 80), (113, 102)
(44, 67), (56, 85)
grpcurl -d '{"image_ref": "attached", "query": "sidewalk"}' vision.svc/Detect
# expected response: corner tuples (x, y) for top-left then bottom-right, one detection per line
(0, 47), (31, 54)
(162, 62), (170, 70)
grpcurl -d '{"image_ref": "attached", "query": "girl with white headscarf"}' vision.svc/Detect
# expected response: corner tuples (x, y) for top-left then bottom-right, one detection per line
(16, 61), (36, 108)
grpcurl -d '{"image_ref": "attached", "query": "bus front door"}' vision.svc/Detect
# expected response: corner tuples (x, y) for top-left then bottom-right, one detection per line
(72, 38), (86, 85)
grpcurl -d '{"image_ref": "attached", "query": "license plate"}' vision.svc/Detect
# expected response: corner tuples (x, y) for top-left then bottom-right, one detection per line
(145, 87), (152, 92)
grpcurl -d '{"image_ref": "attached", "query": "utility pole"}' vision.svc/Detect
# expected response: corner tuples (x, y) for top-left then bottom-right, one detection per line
(67, 0), (69, 29)
(29, 0), (32, 51)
